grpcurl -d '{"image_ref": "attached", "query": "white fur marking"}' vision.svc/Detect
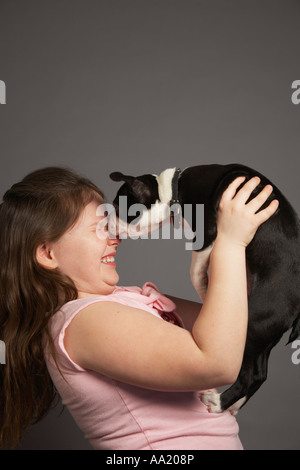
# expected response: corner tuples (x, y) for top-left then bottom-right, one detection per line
(134, 201), (171, 235)
(155, 168), (176, 204)
(228, 396), (247, 416)
(200, 391), (222, 413)
(108, 202), (171, 238)
(200, 391), (247, 415)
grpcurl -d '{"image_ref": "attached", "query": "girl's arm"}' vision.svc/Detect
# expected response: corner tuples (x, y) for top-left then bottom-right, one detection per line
(165, 295), (202, 333)
(64, 177), (278, 392)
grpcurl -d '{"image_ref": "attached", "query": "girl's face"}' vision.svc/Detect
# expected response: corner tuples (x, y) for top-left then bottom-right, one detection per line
(49, 201), (121, 297)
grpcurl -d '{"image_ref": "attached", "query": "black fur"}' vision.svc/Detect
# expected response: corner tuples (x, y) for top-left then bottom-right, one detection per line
(110, 164), (300, 411)
(110, 171), (159, 222)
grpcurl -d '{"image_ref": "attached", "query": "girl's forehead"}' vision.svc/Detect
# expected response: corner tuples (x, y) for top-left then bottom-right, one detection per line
(75, 201), (103, 227)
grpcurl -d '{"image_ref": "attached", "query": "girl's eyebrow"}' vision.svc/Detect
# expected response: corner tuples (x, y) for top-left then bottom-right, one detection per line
(89, 214), (107, 227)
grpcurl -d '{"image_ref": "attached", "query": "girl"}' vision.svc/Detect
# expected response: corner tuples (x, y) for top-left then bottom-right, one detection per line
(0, 166), (278, 449)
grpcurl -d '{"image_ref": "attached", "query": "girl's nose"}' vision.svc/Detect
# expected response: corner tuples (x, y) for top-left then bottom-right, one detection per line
(107, 236), (121, 247)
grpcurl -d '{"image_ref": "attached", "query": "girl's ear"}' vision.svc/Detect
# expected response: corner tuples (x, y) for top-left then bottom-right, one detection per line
(36, 243), (58, 270)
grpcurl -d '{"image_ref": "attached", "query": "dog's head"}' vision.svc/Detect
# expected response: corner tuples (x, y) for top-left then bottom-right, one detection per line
(110, 171), (159, 213)
(109, 169), (176, 238)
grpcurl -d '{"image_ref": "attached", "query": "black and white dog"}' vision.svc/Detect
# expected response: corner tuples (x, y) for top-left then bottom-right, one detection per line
(109, 164), (300, 414)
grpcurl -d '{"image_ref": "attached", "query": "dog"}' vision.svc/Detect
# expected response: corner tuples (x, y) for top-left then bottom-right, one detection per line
(109, 163), (300, 414)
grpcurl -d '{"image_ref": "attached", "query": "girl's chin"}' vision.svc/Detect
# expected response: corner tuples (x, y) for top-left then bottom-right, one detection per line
(99, 276), (119, 295)
(77, 280), (119, 298)
(77, 286), (116, 298)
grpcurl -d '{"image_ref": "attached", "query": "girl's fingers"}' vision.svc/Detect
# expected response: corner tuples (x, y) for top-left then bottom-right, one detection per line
(246, 184), (274, 212)
(232, 176), (261, 204)
(220, 176), (246, 203)
(220, 176), (279, 226)
(254, 199), (279, 225)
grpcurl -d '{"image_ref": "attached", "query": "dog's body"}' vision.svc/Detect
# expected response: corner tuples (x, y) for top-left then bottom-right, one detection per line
(110, 163), (300, 414)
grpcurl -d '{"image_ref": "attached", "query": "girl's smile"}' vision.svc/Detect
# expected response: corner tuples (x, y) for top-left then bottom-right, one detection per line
(101, 253), (116, 266)
(38, 201), (121, 297)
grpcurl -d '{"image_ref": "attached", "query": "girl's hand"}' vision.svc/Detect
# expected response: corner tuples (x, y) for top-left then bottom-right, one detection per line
(217, 176), (279, 248)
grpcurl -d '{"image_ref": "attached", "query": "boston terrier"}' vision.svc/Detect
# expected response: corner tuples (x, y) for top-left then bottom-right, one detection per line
(109, 163), (300, 414)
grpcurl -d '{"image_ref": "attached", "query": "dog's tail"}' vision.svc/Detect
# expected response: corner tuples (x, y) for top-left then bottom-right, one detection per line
(287, 311), (300, 344)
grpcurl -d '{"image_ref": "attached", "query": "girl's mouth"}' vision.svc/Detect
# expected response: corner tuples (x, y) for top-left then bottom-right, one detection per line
(101, 255), (116, 265)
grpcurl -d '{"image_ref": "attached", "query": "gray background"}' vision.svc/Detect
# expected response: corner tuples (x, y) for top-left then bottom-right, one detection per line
(0, 0), (299, 450)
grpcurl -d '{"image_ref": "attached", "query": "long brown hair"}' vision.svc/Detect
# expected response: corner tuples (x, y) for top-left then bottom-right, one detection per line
(0, 166), (104, 449)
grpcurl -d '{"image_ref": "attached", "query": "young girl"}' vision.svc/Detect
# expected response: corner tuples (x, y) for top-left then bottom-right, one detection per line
(0, 166), (278, 450)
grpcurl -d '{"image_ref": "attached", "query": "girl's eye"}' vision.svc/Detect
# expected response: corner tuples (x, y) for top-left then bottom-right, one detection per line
(96, 222), (109, 240)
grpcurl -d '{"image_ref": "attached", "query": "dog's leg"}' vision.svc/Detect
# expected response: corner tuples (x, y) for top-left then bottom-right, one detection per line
(218, 286), (295, 413)
(190, 244), (214, 302)
(200, 353), (254, 415)
(219, 348), (273, 414)
(201, 339), (276, 415)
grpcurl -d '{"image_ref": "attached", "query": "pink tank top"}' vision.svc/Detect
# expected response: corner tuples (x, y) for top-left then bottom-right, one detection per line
(44, 282), (243, 450)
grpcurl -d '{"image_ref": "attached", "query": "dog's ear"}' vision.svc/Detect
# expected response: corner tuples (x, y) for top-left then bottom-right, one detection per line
(110, 172), (134, 184)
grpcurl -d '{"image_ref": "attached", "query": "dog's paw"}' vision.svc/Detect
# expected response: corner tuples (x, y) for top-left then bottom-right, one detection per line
(200, 391), (247, 415)
(227, 396), (247, 416)
(199, 391), (223, 413)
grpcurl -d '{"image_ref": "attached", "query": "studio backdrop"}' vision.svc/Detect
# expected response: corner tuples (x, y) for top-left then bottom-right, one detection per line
(0, 0), (299, 450)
